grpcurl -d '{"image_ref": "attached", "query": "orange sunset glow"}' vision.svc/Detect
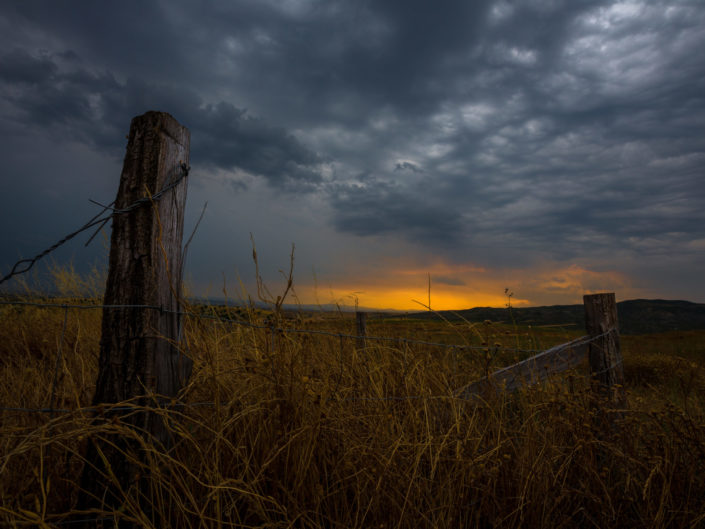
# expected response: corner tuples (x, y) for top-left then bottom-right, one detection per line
(291, 262), (634, 311)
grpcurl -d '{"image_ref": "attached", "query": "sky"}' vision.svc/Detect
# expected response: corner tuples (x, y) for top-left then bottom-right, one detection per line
(1, 0), (704, 310)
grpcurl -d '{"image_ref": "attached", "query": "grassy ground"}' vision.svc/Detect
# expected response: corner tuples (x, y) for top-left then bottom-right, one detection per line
(1, 286), (704, 527)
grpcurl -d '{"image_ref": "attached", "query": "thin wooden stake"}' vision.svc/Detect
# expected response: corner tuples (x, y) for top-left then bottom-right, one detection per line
(355, 311), (367, 350)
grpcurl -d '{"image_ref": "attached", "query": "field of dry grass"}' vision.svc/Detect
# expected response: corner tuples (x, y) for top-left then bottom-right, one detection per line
(1, 272), (704, 528)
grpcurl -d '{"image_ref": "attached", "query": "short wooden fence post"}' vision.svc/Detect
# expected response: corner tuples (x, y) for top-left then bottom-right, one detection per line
(76, 111), (192, 525)
(583, 293), (627, 408)
(355, 311), (367, 350)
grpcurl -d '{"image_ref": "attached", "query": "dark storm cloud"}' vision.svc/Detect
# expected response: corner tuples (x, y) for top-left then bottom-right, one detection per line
(329, 176), (464, 245)
(394, 162), (423, 173)
(317, 0), (705, 266)
(0, 48), (123, 148)
(1, 0), (704, 299)
(0, 48), (58, 84)
(0, 48), (325, 189)
(192, 102), (325, 190)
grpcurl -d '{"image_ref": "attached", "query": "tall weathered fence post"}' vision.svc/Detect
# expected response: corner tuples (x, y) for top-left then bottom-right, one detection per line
(583, 293), (627, 408)
(77, 111), (192, 525)
(355, 311), (367, 350)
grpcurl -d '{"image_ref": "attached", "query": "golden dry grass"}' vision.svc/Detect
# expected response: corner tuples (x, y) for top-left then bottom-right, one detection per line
(1, 275), (704, 528)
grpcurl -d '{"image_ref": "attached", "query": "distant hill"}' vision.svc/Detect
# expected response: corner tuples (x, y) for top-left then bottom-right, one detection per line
(398, 299), (705, 335)
(617, 299), (705, 334)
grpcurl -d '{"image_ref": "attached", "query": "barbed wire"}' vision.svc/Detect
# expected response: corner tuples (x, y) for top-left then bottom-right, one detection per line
(0, 395), (468, 416)
(0, 297), (625, 414)
(0, 308), (616, 415)
(0, 295), (622, 415)
(0, 299), (547, 355)
(0, 401), (216, 416)
(0, 163), (189, 287)
(0, 348), (620, 416)
(592, 353), (623, 377)
(55, 516), (116, 527)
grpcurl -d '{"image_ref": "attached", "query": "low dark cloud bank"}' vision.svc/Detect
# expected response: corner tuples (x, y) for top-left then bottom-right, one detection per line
(1, 0), (704, 299)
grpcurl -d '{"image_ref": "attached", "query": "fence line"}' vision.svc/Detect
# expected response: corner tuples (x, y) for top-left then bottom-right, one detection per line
(1, 351), (620, 416)
(0, 297), (615, 415)
(0, 299), (547, 354)
(0, 401), (218, 416)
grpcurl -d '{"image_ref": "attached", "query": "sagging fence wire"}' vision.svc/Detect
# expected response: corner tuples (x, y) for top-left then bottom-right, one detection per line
(0, 298), (618, 415)
(0, 163), (190, 287)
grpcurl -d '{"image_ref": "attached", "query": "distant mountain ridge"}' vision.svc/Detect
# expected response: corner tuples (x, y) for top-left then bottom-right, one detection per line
(400, 299), (705, 335)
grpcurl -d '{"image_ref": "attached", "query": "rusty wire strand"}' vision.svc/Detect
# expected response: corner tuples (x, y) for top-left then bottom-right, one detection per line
(0, 163), (189, 287)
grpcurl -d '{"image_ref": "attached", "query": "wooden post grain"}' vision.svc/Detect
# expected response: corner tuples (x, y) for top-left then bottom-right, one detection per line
(583, 293), (627, 408)
(77, 111), (191, 524)
(355, 311), (367, 350)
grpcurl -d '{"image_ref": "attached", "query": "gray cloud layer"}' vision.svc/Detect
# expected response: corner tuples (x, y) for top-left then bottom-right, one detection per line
(0, 46), (325, 190)
(1, 0), (704, 300)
